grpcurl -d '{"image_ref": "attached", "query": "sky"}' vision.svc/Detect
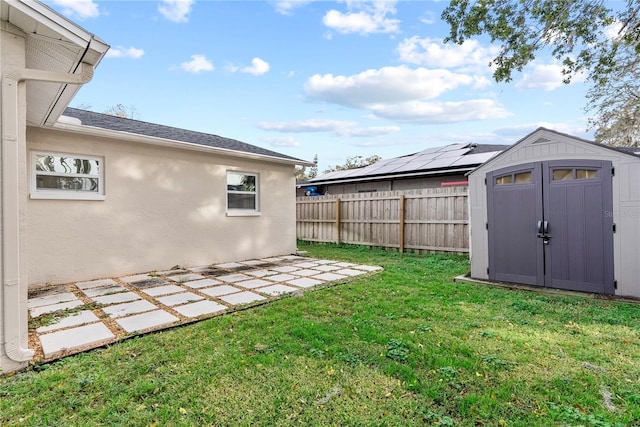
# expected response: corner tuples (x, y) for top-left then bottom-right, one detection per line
(45, 0), (597, 172)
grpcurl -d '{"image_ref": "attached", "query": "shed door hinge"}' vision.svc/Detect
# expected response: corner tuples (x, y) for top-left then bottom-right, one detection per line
(484, 177), (487, 185)
(611, 167), (615, 176)
(613, 223), (616, 233)
(485, 222), (488, 230)
(487, 267), (490, 275)
(614, 280), (617, 290)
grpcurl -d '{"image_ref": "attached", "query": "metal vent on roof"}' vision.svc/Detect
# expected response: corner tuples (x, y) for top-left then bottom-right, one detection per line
(532, 137), (551, 144)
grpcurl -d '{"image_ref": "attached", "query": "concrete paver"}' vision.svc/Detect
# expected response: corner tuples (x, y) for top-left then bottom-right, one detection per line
(39, 323), (115, 358)
(28, 255), (382, 364)
(173, 300), (227, 318)
(115, 310), (179, 333)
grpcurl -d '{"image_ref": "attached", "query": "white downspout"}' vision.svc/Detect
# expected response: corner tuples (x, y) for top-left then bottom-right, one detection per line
(2, 63), (93, 362)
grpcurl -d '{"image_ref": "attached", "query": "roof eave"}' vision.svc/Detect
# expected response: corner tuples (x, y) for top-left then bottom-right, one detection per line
(49, 121), (312, 166)
(308, 166), (477, 186)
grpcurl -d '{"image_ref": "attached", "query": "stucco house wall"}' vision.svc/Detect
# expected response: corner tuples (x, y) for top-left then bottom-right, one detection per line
(26, 126), (298, 286)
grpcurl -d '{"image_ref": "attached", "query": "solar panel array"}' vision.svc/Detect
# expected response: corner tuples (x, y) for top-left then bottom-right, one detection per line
(309, 143), (503, 183)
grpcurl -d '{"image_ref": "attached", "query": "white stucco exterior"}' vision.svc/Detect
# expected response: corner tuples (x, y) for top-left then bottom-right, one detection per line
(468, 128), (640, 299)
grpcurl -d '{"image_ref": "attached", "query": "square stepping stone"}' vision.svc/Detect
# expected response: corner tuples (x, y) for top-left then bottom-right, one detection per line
(36, 310), (100, 334)
(292, 262), (319, 268)
(217, 273), (252, 283)
(184, 278), (221, 289)
(189, 266), (215, 273)
(76, 278), (118, 290)
(28, 292), (77, 309)
(200, 285), (240, 297)
(314, 260), (336, 264)
(92, 292), (141, 305)
(335, 268), (366, 277)
(266, 273), (296, 282)
(239, 259), (267, 266)
(128, 278), (168, 289)
(140, 284), (184, 297)
(271, 266), (300, 273)
(39, 323), (115, 359)
(219, 291), (266, 305)
(167, 273), (206, 283)
(287, 277), (324, 288)
(245, 269), (278, 278)
(102, 300), (158, 318)
(82, 285), (127, 298)
(334, 262), (357, 267)
(290, 269), (321, 277)
(281, 255), (305, 260)
(313, 265), (342, 272)
(258, 284), (298, 296)
(156, 292), (204, 307)
(236, 279), (271, 289)
(173, 300), (227, 318)
(115, 310), (179, 333)
(261, 257), (284, 262)
(214, 262), (245, 269)
(30, 300), (84, 318)
(120, 274), (154, 283)
(313, 272), (348, 282)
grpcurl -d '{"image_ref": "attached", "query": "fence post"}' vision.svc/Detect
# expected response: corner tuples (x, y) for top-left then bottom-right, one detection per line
(335, 197), (341, 244)
(399, 194), (405, 253)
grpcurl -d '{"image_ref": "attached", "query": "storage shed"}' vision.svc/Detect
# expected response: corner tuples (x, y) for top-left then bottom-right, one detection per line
(468, 128), (640, 299)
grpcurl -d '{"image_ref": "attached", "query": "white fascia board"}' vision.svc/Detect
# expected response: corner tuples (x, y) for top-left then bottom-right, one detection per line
(6, 0), (107, 50)
(50, 121), (313, 167)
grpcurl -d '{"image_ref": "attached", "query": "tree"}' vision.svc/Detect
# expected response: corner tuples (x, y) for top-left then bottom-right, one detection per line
(441, 0), (640, 145)
(323, 154), (381, 174)
(104, 104), (141, 119)
(295, 154), (319, 182)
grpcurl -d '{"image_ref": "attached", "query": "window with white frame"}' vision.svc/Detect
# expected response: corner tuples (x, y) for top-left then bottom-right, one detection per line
(226, 171), (259, 215)
(31, 151), (104, 200)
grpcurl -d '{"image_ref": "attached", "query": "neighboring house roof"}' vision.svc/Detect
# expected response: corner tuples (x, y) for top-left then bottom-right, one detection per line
(307, 142), (510, 186)
(59, 108), (310, 165)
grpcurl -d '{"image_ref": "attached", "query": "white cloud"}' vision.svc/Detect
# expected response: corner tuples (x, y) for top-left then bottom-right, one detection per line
(420, 11), (436, 25)
(241, 58), (271, 76)
(369, 99), (511, 124)
(493, 121), (591, 139)
(397, 37), (499, 71)
(50, 0), (99, 19)
(158, 0), (194, 23)
(106, 46), (145, 59)
(257, 119), (357, 133)
(179, 55), (214, 74)
(305, 66), (486, 108)
(322, 1), (400, 35)
(264, 135), (301, 147)
(336, 126), (400, 137)
(515, 62), (586, 91)
(272, 0), (315, 15)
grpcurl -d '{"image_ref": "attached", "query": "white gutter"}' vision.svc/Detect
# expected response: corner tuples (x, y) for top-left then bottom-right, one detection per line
(1, 63), (93, 362)
(51, 120), (314, 167)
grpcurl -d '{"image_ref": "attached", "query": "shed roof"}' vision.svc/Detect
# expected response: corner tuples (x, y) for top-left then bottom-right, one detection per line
(307, 142), (509, 186)
(60, 108), (308, 165)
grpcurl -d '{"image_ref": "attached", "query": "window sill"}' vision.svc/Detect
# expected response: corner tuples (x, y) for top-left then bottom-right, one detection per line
(226, 210), (261, 217)
(30, 192), (105, 201)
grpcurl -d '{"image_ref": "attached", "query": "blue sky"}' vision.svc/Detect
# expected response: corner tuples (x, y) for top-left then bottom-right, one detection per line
(46, 0), (595, 172)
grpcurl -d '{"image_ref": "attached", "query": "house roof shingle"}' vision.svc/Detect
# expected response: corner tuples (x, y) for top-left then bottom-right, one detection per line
(61, 108), (307, 164)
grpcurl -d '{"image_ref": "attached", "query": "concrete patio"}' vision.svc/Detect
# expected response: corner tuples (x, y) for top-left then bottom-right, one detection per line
(27, 255), (382, 364)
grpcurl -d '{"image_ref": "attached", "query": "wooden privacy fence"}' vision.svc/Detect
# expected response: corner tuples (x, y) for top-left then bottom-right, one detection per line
(296, 187), (469, 253)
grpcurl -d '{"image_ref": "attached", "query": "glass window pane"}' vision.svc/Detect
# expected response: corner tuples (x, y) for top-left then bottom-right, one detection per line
(227, 173), (256, 192)
(514, 171), (532, 183)
(552, 169), (573, 180)
(495, 175), (513, 185)
(36, 176), (99, 192)
(576, 169), (598, 179)
(35, 154), (99, 175)
(228, 193), (256, 210)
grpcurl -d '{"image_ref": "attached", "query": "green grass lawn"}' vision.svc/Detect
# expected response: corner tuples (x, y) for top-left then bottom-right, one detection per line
(2, 242), (639, 426)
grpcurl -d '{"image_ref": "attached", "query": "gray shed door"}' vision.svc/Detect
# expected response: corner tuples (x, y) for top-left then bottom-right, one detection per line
(487, 160), (614, 294)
